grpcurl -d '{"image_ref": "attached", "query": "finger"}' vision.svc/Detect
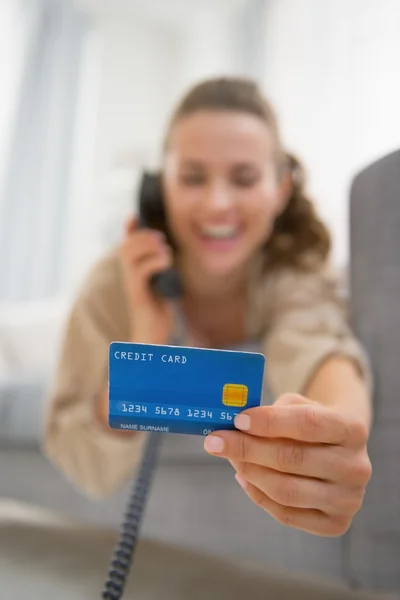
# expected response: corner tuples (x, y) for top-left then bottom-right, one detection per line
(232, 462), (364, 516)
(205, 430), (347, 481)
(121, 231), (167, 264)
(234, 461), (324, 509)
(233, 401), (366, 447)
(125, 216), (166, 237)
(136, 252), (173, 281)
(234, 477), (350, 537)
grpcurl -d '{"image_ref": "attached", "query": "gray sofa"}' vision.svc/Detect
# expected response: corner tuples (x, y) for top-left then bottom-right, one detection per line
(1, 150), (399, 597)
(345, 148), (400, 592)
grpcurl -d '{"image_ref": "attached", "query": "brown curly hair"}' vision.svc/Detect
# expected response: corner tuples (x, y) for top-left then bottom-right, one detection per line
(162, 77), (331, 271)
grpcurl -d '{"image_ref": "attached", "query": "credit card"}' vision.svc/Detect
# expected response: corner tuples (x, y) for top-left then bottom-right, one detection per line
(108, 342), (265, 436)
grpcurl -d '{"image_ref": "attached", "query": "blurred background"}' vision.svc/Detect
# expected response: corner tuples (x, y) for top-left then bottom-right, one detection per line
(1, 1), (400, 597)
(1, 0), (399, 307)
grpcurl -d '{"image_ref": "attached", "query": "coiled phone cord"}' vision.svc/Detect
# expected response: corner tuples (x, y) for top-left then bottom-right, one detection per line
(102, 433), (163, 600)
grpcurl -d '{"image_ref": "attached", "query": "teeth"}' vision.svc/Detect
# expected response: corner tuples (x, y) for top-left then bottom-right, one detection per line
(201, 225), (238, 239)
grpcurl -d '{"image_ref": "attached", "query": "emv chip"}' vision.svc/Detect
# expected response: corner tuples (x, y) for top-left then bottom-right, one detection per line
(222, 383), (248, 407)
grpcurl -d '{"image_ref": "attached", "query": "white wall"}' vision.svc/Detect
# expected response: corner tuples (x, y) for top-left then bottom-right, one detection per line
(64, 13), (182, 291)
(63, 1), (246, 292)
(0, 0), (32, 199)
(86, 17), (182, 243)
(262, 0), (400, 267)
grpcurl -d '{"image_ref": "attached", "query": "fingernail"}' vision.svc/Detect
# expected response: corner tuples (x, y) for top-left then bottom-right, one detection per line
(235, 474), (248, 490)
(234, 414), (251, 431)
(204, 435), (224, 454)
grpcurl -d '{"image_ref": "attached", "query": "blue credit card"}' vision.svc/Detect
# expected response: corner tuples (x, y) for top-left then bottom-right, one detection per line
(108, 342), (265, 436)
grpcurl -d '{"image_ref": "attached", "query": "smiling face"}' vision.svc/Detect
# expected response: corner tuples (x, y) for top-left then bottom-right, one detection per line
(163, 110), (288, 281)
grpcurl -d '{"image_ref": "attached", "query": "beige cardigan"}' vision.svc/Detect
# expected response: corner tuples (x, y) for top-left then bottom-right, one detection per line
(43, 250), (370, 499)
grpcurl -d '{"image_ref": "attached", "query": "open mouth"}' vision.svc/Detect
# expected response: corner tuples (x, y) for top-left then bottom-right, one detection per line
(196, 224), (242, 254)
(199, 224), (240, 241)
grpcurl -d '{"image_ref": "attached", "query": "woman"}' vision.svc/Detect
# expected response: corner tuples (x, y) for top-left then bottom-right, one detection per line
(44, 77), (372, 540)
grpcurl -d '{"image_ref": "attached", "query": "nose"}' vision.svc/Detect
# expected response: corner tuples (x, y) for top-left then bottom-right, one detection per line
(203, 181), (233, 212)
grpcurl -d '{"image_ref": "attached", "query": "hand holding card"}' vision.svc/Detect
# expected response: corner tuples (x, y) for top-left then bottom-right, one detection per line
(205, 387), (371, 537)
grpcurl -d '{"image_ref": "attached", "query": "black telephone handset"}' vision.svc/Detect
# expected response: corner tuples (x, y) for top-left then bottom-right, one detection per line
(102, 172), (177, 599)
(137, 172), (182, 299)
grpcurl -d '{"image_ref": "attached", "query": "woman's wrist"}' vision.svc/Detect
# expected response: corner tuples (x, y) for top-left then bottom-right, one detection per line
(305, 356), (372, 431)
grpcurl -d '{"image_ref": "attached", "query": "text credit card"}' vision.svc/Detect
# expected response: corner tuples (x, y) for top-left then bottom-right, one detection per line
(108, 342), (265, 436)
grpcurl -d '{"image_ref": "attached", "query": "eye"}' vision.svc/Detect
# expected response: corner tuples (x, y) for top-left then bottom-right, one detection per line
(231, 169), (261, 188)
(179, 173), (206, 186)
